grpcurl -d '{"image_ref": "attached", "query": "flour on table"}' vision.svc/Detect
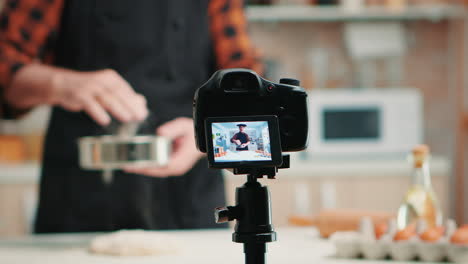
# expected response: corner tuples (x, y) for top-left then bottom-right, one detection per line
(89, 229), (181, 256)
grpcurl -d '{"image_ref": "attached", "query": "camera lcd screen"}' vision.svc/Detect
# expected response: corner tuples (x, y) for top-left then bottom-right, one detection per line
(211, 121), (272, 163)
(205, 116), (282, 168)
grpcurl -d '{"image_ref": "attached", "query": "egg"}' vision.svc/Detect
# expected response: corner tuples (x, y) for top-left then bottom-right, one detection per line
(420, 226), (445, 242)
(451, 227), (468, 245)
(374, 222), (388, 240)
(394, 225), (417, 241)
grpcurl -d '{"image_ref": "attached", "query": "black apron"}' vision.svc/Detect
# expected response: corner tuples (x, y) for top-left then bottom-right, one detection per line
(34, 0), (225, 233)
(234, 132), (249, 151)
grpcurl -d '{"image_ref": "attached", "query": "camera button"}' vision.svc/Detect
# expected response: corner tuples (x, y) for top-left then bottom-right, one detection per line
(279, 78), (300, 86)
(266, 84), (275, 92)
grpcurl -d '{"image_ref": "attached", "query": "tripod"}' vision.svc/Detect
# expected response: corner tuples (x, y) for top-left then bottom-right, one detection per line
(215, 155), (289, 264)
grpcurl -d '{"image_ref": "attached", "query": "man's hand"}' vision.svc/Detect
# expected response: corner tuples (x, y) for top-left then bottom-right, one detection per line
(124, 117), (204, 177)
(6, 65), (148, 125)
(234, 139), (241, 145)
(50, 69), (148, 125)
(240, 143), (247, 148)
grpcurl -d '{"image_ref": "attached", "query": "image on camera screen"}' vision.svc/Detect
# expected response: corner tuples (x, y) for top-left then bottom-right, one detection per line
(211, 121), (272, 162)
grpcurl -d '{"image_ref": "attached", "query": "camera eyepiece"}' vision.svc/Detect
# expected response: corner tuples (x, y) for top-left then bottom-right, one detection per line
(221, 71), (261, 93)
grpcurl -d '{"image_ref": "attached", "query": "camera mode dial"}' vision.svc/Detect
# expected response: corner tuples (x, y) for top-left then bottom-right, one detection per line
(279, 78), (300, 86)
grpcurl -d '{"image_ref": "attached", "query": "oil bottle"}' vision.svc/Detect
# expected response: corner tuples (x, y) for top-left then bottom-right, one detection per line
(397, 145), (442, 230)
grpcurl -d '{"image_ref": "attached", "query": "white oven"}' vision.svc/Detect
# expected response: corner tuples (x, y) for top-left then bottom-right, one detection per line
(308, 88), (423, 157)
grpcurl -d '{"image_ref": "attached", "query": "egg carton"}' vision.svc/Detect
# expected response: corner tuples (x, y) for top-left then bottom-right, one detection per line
(330, 219), (468, 263)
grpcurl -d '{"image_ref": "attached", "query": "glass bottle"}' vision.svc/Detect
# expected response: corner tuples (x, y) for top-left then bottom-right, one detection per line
(397, 145), (442, 230)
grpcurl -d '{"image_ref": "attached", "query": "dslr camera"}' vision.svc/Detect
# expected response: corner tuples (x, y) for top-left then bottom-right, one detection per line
(193, 68), (308, 169)
(193, 69), (309, 264)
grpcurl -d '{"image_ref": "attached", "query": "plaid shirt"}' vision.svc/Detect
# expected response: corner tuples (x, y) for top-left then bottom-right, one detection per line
(0, 0), (262, 117)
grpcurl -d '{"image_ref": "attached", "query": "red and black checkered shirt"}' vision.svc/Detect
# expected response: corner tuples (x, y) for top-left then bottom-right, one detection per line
(0, 0), (262, 117)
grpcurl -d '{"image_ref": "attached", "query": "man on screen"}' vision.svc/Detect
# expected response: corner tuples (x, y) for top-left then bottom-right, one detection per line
(231, 124), (251, 151)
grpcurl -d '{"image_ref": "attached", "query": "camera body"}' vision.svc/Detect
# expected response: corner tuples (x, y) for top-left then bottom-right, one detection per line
(193, 69), (308, 167)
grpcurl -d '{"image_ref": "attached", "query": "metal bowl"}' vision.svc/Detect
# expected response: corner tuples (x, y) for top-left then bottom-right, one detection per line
(78, 135), (172, 170)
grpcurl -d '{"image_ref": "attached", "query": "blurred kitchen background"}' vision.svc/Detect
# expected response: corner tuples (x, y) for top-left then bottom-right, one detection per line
(1, 0), (468, 237)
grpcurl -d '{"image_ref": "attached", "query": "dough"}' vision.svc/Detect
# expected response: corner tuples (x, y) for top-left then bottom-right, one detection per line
(89, 229), (181, 256)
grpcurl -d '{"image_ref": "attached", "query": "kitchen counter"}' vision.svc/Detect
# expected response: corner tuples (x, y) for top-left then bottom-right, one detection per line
(0, 228), (446, 264)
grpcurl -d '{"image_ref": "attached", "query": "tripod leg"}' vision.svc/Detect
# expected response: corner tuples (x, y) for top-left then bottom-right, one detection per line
(244, 243), (266, 264)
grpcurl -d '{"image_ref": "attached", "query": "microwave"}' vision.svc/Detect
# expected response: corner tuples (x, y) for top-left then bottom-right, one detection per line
(308, 88), (423, 157)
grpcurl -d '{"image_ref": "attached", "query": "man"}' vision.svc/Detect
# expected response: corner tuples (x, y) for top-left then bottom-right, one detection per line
(0, 0), (262, 232)
(231, 124), (250, 151)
